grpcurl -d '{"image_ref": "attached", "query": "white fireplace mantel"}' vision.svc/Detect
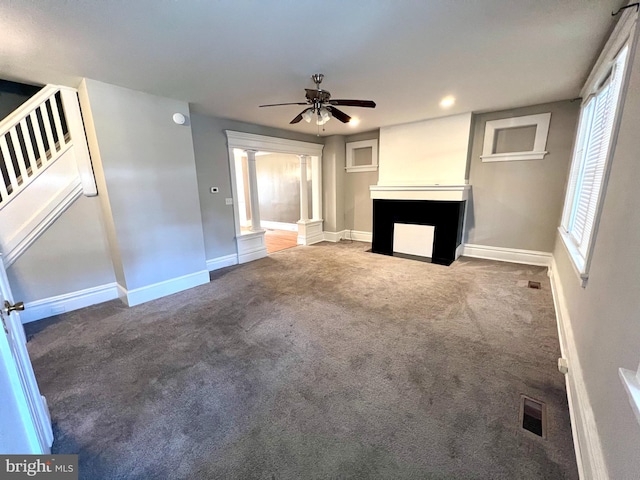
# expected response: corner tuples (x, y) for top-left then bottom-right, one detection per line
(370, 185), (471, 201)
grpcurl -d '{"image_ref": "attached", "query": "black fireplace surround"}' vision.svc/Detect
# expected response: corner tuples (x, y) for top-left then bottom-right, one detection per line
(372, 199), (466, 266)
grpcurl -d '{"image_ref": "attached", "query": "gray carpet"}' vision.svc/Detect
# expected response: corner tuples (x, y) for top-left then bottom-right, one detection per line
(25, 241), (578, 479)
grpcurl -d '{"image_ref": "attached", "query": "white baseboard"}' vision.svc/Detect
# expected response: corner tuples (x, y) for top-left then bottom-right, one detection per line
(236, 231), (268, 264)
(20, 282), (119, 324)
(343, 230), (373, 243)
(120, 270), (210, 307)
(549, 258), (607, 480)
(323, 231), (345, 242)
(462, 243), (552, 266)
(260, 220), (297, 232)
(299, 231), (325, 245)
(238, 249), (268, 263)
(206, 253), (238, 271)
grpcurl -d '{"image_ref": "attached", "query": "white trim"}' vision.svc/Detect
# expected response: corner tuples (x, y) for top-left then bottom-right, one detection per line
(481, 113), (551, 162)
(370, 184), (470, 201)
(260, 220), (298, 232)
(581, 7), (637, 100)
(119, 270), (210, 307)
(225, 131), (324, 157)
(461, 244), (552, 266)
(346, 139), (378, 173)
(619, 367), (640, 426)
(296, 219), (324, 245)
(238, 249), (268, 264)
(549, 258), (608, 480)
(0, 254), (53, 453)
(323, 231), (345, 242)
(558, 227), (589, 287)
(19, 283), (119, 324)
(343, 230), (373, 243)
(480, 151), (548, 162)
(3, 181), (83, 268)
(236, 231), (268, 264)
(206, 254), (239, 271)
(58, 87), (97, 196)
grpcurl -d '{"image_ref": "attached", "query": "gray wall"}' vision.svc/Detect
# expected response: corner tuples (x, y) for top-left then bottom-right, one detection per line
(190, 113), (321, 260)
(322, 136), (346, 233)
(7, 196), (115, 302)
(256, 153), (300, 224)
(82, 79), (207, 290)
(344, 131), (379, 233)
(466, 101), (580, 252)
(553, 31), (640, 479)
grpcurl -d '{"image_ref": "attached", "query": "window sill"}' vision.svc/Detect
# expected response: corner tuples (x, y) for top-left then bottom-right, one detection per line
(346, 165), (378, 173)
(619, 368), (640, 426)
(481, 151), (548, 162)
(558, 227), (589, 287)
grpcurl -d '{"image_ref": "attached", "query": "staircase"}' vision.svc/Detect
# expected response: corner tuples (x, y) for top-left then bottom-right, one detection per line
(0, 85), (96, 267)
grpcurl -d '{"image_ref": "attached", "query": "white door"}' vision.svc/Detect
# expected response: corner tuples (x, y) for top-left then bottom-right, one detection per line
(0, 255), (53, 453)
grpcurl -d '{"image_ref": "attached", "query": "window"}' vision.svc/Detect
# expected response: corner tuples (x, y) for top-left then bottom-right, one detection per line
(480, 113), (551, 162)
(559, 38), (631, 286)
(346, 139), (378, 172)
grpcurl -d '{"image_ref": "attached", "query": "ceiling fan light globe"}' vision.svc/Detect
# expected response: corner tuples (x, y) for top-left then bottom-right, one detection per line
(316, 107), (331, 125)
(302, 108), (313, 123)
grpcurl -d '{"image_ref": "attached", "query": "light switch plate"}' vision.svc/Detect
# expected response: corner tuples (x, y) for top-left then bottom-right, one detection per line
(210, 187), (219, 194)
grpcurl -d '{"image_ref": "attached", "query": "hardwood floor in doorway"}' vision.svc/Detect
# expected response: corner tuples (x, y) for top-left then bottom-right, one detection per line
(265, 229), (298, 254)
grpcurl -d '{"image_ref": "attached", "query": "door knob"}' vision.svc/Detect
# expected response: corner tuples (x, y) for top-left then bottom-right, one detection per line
(4, 300), (24, 314)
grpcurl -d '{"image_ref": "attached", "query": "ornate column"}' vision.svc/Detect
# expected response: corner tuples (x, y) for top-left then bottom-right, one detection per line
(298, 155), (310, 222)
(297, 154), (324, 245)
(245, 149), (262, 231)
(311, 155), (322, 221)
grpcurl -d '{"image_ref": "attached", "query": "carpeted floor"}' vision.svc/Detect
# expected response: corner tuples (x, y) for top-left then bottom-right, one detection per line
(25, 241), (577, 479)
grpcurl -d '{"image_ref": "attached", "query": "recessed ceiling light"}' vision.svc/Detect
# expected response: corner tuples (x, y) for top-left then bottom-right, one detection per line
(349, 117), (360, 127)
(440, 96), (455, 108)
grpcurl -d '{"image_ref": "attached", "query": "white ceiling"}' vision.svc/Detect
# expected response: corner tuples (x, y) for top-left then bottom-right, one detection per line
(0, 0), (625, 136)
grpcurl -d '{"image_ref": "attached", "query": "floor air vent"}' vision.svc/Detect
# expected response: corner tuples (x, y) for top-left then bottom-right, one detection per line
(520, 395), (546, 438)
(528, 281), (541, 289)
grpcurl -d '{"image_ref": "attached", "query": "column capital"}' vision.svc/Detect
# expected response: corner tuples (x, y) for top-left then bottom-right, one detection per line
(245, 149), (258, 159)
(298, 154), (309, 164)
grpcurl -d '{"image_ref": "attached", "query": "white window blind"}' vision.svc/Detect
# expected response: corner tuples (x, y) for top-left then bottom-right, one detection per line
(560, 43), (629, 276)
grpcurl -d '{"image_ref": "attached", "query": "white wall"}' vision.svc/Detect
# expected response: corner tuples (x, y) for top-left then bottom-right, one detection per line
(80, 80), (208, 302)
(552, 27), (640, 479)
(378, 113), (472, 186)
(7, 196), (115, 303)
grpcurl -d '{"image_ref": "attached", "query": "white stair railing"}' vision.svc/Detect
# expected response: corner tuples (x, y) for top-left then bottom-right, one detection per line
(0, 85), (96, 209)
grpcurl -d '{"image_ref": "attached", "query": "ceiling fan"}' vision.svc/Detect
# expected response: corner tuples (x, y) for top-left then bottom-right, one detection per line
(259, 74), (376, 126)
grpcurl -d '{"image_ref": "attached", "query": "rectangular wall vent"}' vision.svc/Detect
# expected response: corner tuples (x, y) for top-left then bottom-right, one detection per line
(528, 281), (541, 289)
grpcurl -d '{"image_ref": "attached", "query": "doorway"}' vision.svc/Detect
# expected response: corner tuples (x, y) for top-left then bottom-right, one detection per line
(226, 131), (324, 264)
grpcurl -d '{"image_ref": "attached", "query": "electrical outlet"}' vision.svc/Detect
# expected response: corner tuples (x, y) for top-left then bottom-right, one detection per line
(225, 198), (233, 205)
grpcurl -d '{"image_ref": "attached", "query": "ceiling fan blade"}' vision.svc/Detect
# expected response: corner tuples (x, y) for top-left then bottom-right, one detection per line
(329, 99), (376, 108)
(290, 109), (308, 124)
(326, 106), (351, 123)
(259, 102), (308, 107)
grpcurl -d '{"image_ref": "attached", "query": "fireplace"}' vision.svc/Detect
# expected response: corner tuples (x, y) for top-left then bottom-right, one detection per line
(370, 185), (470, 266)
